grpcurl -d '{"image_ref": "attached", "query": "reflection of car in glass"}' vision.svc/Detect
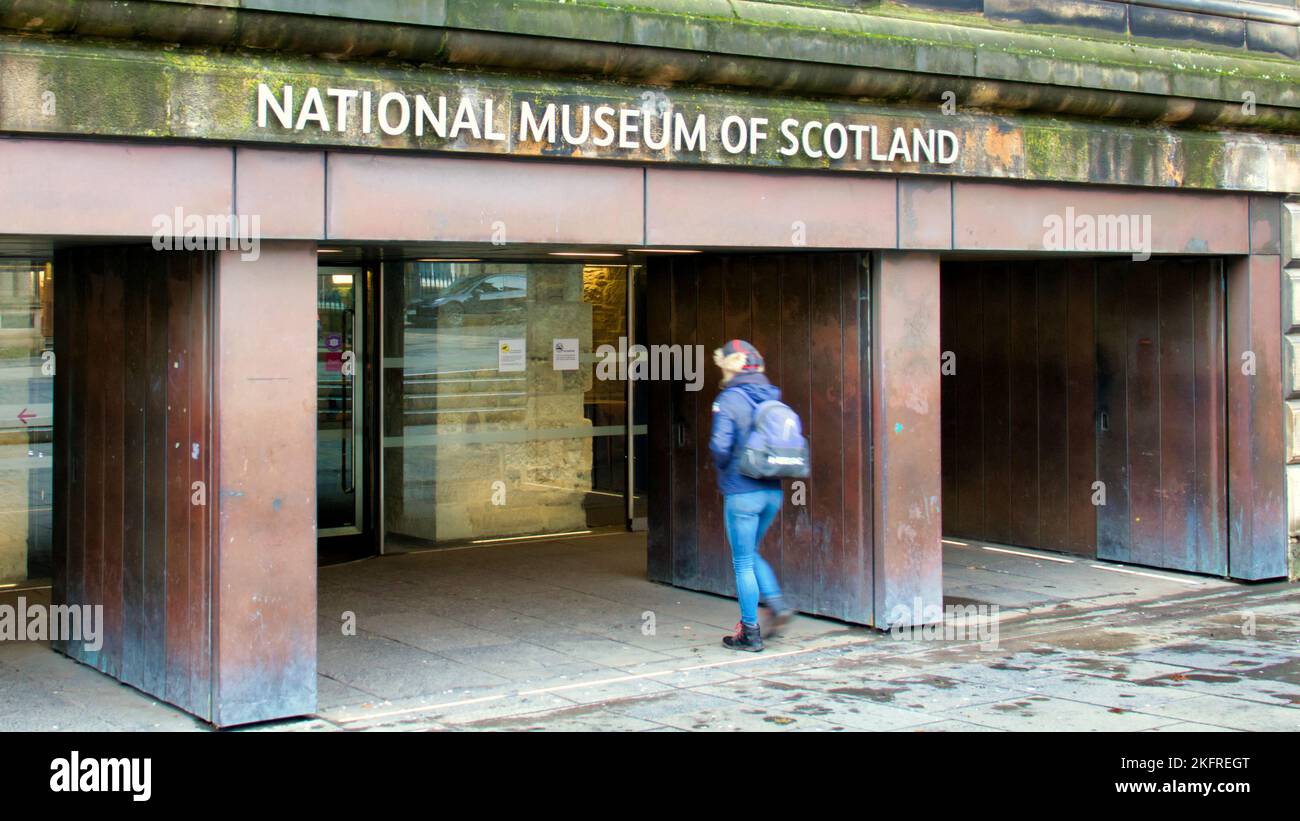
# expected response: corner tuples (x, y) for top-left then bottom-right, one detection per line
(406, 274), (528, 328)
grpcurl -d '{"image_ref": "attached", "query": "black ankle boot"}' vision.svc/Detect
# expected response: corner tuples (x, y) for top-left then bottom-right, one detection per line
(759, 600), (795, 637)
(722, 621), (763, 652)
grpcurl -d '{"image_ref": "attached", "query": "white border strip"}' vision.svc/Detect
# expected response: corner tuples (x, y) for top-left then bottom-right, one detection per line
(1089, 564), (1205, 586)
(981, 545), (1075, 564)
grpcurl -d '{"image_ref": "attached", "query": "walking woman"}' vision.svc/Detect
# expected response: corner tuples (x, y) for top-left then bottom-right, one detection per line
(709, 340), (795, 651)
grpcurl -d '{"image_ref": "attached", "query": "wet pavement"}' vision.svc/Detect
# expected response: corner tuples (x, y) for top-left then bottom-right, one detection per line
(1, 532), (1296, 731)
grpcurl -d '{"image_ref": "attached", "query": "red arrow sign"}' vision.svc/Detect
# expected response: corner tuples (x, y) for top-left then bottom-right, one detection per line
(17, 408), (35, 426)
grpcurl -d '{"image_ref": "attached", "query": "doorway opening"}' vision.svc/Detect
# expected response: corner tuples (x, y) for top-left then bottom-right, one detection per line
(939, 257), (1230, 582)
(315, 254), (649, 565)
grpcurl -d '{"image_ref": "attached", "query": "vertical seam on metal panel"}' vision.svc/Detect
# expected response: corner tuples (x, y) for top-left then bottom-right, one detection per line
(1221, 257), (1229, 574)
(231, 147), (237, 217)
(1122, 264), (1132, 558)
(1094, 262), (1102, 555)
(207, 251), (219, 722)
(667, 259), (675, 581)
(323, 152), (330, 241)
(839, 255), (848, 618)
(871, 253), (883, 624)
(642, 167), (648, 247)
(861, 253), (872, 623)
(948, 180), (955, 252)
(979, 265), (987, 538)
(625, 263), (635, 526)
(1033, 266), (1041, 547)
(1064, 265), (1072, 551)
(895, 180), (901, 250)
(1228, 256), (1238, 576)
(378, 263), (385, 555)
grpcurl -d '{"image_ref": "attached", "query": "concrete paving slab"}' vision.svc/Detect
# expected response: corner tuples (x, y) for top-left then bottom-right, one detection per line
(689, 678), (941, 731)
(890, 718), (1008, 731)
(942, 696), (1178, 732)
(316, 674), (381, 710)
(445, 703), (668, 732)
(755, 667), (1027, 715)
(317, 634), (513, 700)
(1139, 721), (1241, 732)
(1135, 693), (1300, 731)
(1125, 642), (1296, 673)
(0, 531), (1291, 732)
(335, 692), (582, 731)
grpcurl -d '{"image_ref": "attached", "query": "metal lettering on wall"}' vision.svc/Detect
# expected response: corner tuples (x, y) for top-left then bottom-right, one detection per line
(256, 84), (961, 168)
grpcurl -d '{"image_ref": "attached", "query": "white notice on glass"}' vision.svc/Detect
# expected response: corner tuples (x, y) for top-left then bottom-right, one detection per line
(552, 338), (579, 371)
(498, 338), (526, 372)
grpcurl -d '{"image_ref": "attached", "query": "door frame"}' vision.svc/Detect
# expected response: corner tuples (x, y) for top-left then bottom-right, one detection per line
(317, 264), (365, 539)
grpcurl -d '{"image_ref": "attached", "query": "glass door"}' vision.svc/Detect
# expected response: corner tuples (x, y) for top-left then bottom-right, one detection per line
(318, 267), (363, 536)
(379, 261), (637, 549)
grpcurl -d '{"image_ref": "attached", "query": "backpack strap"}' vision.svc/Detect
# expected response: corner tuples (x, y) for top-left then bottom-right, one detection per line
(725, 386), (760, 442)
(729, 388), (785, 446)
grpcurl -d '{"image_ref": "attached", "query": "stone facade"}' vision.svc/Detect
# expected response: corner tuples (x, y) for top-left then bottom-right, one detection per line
(1286, 196), (1300, 580)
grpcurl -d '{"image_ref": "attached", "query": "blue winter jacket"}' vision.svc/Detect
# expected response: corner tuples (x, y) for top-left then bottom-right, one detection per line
(709, 372), (784, 496)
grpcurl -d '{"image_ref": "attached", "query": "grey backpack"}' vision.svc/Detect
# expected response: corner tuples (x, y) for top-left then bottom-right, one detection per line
(734, 390), (811, 479)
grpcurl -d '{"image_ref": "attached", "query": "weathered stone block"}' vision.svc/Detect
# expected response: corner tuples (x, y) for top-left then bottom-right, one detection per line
(985, 0), (1127, 36)
(1287, 400), (1300, 464)
(1247, 20), (1300, 60)
(1285, 199), (1300, 269)
(1286, 335), (1300, 398)
(1283, 269), (1300, 334)
(896, 0), (984, 11)
(1287, 464), (1300, 539)
(1130, 6), (1247, 50)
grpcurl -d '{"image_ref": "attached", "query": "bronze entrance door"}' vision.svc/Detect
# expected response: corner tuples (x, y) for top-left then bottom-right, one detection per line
(1095, 258), (1228, 576)
(645, 253), (874, 625)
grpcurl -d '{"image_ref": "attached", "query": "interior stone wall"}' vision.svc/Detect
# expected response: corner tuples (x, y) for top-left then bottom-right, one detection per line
(400, 265), (596, 543)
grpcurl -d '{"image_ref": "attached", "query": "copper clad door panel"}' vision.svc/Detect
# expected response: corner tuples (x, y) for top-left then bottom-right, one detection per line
(1096, 259), (1228, 575)
(53, 245), (214, 720)
(645, 253), (873, 625)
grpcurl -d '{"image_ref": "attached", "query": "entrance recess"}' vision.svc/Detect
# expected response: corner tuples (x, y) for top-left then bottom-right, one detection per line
(318, 267), (362, 536)
(940, 258), (1229, 577)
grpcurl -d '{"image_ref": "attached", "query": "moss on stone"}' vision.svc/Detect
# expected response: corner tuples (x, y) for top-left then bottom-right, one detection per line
(2, 27), (1296, 193)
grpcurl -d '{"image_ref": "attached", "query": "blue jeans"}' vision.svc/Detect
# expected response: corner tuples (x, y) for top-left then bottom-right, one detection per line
(723, 488), (785, 626)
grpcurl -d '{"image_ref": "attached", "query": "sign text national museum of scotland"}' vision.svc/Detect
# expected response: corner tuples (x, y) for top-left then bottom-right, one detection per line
(256, 84), (961, 165)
